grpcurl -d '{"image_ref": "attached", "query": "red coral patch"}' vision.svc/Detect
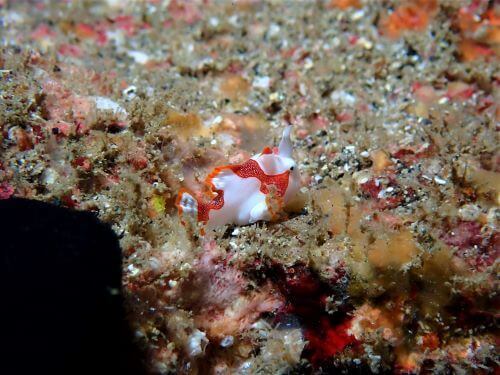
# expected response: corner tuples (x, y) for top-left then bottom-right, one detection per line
(305, 317), (356, 365)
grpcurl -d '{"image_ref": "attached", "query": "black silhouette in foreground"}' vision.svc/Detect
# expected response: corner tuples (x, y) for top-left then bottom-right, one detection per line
(0, 198), (144, 374)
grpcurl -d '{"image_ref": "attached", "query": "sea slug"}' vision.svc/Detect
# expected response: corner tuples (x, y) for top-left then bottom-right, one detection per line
(176, 126), (300, 231)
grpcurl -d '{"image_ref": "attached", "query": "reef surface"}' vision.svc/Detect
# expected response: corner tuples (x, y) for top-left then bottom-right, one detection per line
(0, 0), (498, 373)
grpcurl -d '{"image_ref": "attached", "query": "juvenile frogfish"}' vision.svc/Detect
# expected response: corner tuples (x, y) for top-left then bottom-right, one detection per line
(176, 126), (301, 231)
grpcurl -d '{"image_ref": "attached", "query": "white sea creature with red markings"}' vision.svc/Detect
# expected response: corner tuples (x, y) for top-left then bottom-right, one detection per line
(176, 126), (301, 231)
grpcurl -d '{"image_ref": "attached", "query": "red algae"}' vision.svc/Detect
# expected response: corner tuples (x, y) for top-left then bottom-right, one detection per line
(441, 220), (484, 251)
(456, 1), (500, 61)
(270, 264), (356, 366)
(167, 0), (202, 25)
(0, 182), (14, 200)
(31, 24), (56, 40)
(74, 23), (107, 46)
(305, 317), (357, 365)
(58, 43), (83, 58)
(442, 221), (499, 271)
(379, 0), (438, 39)
(328, 0), (361, 10)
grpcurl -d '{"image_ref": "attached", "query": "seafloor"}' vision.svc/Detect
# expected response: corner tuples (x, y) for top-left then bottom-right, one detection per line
(0, 0), (498, 374)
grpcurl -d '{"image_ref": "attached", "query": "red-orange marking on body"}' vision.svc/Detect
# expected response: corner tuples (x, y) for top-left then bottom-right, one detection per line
(228, 159), (290, 197)
(261, 147), (273, 155)
(177, 158), (290, 225)
(197, 189), (224, 222)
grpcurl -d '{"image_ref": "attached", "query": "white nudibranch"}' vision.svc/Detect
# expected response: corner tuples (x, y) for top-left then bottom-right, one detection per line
(176, 126), (301, 232)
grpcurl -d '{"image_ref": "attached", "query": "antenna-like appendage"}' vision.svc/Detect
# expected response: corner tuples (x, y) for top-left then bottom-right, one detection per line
(278, 126), (293, 158)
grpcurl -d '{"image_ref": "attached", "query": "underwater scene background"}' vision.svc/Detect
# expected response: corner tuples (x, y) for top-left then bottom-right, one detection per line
(0, 0), (498, 373)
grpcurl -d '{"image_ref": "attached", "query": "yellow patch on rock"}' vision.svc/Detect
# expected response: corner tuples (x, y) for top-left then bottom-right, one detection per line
(312, 185), (347, 235)
(466, 168), (500, 205)
(219, 74), (250, 100)
(163, 110), (208, 139)
(148, 195), (166, 219)
(368, 230), (420, 270)
(371, 149), (393, 173)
